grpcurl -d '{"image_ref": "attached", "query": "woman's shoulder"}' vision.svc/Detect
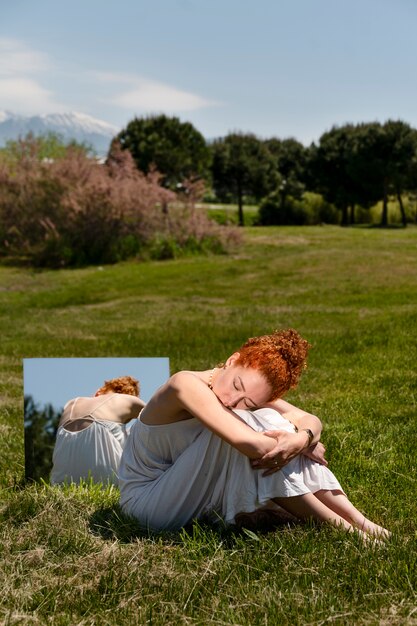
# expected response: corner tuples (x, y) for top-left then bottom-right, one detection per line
(148, 371), (207, 406)
(108, 393), (142, 403)
(168, 370), (205, 391)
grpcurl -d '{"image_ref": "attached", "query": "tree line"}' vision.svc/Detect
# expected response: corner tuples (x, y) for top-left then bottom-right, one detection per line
(113, 115), (417, 227)
(1, 115), (416, 267)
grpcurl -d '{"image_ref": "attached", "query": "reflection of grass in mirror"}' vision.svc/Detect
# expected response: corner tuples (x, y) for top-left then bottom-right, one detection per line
(1, 225), (417, 624)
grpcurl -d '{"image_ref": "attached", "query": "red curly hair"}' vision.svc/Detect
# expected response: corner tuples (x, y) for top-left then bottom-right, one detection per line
(236, 328), (310, 401)
(97, 375), (140, 397)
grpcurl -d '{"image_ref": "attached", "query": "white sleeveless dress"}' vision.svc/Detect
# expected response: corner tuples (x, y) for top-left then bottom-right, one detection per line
(50, 396), (129, 486)
(118, 407), (343, 531)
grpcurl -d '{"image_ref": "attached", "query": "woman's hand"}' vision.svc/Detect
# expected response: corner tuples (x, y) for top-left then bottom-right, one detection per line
(250, 430), (310, 476)
(251, 433), (329, 476)
(302, 441), (328, 466)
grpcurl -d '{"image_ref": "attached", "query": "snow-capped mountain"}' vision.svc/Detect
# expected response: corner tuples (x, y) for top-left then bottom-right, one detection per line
(0, 111), (120, 155)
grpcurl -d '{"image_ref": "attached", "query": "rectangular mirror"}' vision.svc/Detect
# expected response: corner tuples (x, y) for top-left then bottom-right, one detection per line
(23, 357), (170, 484)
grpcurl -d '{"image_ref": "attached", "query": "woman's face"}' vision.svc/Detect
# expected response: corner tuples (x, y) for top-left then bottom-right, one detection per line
(212, 354), (272, 410)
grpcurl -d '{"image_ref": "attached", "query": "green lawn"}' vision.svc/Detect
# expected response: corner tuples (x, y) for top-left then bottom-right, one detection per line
(198, 202), (260, 225)
(1, 225), (416, 625)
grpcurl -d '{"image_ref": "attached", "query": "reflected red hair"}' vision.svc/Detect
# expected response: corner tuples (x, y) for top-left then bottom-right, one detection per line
(97, 375), (140, 397)
(236, 328), (310, 401)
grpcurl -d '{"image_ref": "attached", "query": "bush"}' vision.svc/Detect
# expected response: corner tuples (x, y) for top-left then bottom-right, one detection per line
(368, 195), (417, 225)
(258, 192), (304, 225)
(147, 200), (241, 260)
(0, 137), (240, 268)
(258, 191), (339, 225)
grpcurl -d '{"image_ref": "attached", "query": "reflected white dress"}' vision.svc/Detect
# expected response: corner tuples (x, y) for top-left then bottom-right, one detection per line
(50, 395), (130, 486)
(119, 407), (343, 531)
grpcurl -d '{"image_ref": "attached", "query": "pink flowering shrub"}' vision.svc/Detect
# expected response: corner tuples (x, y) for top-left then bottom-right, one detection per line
(0, 137), (240, 267)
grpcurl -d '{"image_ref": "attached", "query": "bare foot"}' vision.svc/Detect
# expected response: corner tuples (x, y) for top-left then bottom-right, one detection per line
(355, 518), (391, 541)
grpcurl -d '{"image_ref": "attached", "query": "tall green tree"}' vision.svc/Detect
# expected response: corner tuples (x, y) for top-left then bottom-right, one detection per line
(310, 120), (417, 227)
(211, 133), (279, 226)
(264, 137), (307, 212)
(113, 115), (211, 189)
(308, 124), (376, 225)
(386, 121), (417, 226)
(350, 120), (417, 227)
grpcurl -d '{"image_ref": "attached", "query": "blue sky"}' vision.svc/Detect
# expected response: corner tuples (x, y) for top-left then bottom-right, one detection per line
(23, 358), (170, 411)
(1, 0), (417, 144)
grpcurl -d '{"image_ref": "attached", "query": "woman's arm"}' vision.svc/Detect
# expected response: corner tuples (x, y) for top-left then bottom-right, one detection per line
(251, 398), (325, 474)
(143, 371), (278, 459)
(268, 398), (323, 445)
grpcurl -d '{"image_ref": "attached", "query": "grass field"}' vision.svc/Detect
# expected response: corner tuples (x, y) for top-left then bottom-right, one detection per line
(1, 225), (416, 625)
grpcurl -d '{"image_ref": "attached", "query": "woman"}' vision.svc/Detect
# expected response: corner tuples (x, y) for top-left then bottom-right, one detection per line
(51, 376), (145, 486)
(119, 330), (389, 540)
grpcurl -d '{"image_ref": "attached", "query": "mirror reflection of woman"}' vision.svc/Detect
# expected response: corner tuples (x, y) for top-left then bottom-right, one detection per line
(51, 376), (144, 486)
(119, 330), (389, 541)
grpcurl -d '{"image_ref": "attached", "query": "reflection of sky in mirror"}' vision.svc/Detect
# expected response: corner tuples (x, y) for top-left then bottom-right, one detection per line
(23, 358), (170, 411)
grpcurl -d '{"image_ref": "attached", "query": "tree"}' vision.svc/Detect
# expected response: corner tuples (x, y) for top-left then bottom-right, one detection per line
(24, 395), (62, 482)
(308, 124), (376, 225)
(211, 133), (279, 226)
(264, 137), (307, 214)
(310, 121), (417, 227)
(113, 115), (211, 189)
(350, 120), (417, 227)
(388, 121), (417, 226)
(0, 131), (93, 163)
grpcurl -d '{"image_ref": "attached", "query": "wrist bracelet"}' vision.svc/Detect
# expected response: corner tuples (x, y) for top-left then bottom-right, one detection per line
(300, 428), (314, 447)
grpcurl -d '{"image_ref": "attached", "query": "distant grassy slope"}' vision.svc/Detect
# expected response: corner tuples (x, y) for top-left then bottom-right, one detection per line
(1, 225), (416, 624)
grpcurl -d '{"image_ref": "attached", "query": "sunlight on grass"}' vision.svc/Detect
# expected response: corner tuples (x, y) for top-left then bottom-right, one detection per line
(1, 225), (417, 624)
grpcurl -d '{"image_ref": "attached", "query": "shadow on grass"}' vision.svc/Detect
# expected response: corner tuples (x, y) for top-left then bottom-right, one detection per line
(342, 223), (409, 229)
(367, 223), (408, 229)
(89, 504), (155, 543)
(89, 504), (299, 546)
